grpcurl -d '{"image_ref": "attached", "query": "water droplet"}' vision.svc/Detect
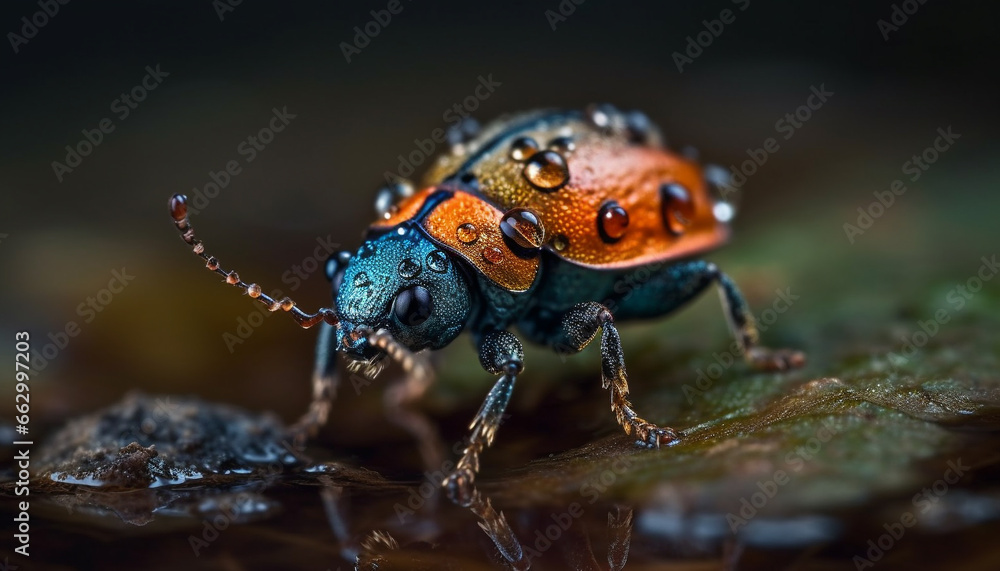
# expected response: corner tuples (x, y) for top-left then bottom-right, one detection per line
(586, 103), (618, 130)
(483, 247), (504, 264)
(353, 272), (371, 287)
(681, 145), (700, 161)
(446, 117), (481, 146)
(426, 250), (449, 273)
(206, 257), (219, 271)
(398, 258), (421, 279)
(509, 137), (539, 161)
(456, 223), (479, 244)
(374, 187), (395, 217)
(192, 241), (204, 255)
(624, 110), (654, 144)
(713, 201), (735, 223)
(704, 164), (738, 222)
(661, 182), (695, 236)
(247, 283), (262, 298)
(358, 242), (377, 258)
(374, 181), (414, 217)
(547, 136), (575, 153)
(499, 208), (545, 250)
(598, 201), (630, 242)
(552, 234), (569, 252)
(523, 151), (569, 191)
(226, 272), (240, 285)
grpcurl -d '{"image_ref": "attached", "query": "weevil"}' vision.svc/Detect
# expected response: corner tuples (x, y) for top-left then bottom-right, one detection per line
(169, 105), (804, 506)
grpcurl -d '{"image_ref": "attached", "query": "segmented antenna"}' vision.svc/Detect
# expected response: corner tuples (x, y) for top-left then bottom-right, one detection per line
(168, 194), (338, 329)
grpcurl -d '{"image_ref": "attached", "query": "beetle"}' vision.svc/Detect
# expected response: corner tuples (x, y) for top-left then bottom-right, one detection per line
(168, 105), (804, 507)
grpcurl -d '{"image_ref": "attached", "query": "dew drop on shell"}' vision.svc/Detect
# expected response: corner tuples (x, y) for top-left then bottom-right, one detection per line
(358, 243), (377, 258)
(661, 182), (695, 236)
(552, 234), (569, 252)
(598, 201), (630, 242)
(509, 136), (540, 161)
(624, 110), (653, 144)
(482, 247), (504, 264)
(500, 208), (545, 250)
(456, 223), (480, 244)
(547, 136), (575, 153)
(523, 151), (569, 191)
(426, 250), (449, 273)
(398, 258), (421, 279)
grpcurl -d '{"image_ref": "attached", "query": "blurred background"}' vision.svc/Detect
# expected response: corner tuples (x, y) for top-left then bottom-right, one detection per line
(2, 1), (999, 569)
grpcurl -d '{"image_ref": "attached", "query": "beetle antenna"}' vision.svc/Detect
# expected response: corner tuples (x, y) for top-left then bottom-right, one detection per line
(168, 194), (338, 329)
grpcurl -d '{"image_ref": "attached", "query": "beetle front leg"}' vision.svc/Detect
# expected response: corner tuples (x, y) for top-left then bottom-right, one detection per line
(288, 321), (339, 445)
(556, 302), (679, 448)
(444, 330), (523, 506)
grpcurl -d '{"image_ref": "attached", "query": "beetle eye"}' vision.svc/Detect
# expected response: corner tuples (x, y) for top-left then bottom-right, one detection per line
(393, 285), (433, 327)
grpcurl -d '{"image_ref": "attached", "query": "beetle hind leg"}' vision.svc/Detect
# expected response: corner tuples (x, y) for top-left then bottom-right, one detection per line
(711, 265), (806, 371)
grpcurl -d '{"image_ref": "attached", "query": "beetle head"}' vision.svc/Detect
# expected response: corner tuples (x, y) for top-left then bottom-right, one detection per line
(332, 224), (472, 363)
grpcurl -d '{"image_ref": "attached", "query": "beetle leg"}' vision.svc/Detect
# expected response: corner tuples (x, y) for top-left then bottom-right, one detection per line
(383, 350), (444, 474)
(288, 321), (340, 445)
(708, 265), (806, 371)
(557, 302), (680, 448)
(444, 331), (523, 506)
(607, 505), (634, 571)
(613, 260), (804, 372)
(364, 330), (444, 472)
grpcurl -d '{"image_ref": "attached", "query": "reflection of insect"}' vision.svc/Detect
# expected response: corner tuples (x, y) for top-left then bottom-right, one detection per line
(168, 105), (804, 507)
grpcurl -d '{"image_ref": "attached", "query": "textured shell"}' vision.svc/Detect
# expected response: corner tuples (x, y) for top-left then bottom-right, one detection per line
(373, 108), (731, 291)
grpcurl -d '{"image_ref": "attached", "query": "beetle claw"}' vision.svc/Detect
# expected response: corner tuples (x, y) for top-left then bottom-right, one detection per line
(632, 422), (680, 449)
(746, 347), (807, 372)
